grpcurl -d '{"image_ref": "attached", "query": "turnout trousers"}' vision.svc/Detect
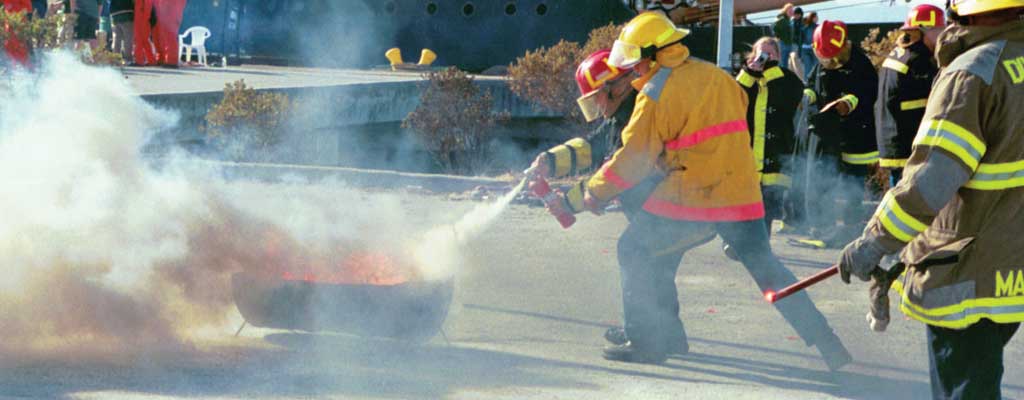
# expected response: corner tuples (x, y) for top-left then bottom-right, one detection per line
(927, 319), (1019, 400)
(617, 209), (841, 355)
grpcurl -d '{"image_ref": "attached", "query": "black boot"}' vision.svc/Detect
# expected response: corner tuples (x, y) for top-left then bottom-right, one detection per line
(815, 332), (853, 371)
(604, 327), (688, 355)
(603, 341), (667, 364)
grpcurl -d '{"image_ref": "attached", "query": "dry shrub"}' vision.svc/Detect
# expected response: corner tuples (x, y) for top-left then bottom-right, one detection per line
(581, 23), (624, 59)
(860, 28), (901, 70)
(507, 40), (584, 122)
(403, 67), (509, 175)
(507, 24), (626, 126)
(205, 79), (292, 159)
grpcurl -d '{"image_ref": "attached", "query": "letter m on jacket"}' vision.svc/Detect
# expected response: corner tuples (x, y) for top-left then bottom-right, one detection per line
(995, 269), (1024, 297)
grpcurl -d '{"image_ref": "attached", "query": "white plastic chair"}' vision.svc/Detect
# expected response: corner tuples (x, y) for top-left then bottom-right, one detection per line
(179, 26), (212, 66)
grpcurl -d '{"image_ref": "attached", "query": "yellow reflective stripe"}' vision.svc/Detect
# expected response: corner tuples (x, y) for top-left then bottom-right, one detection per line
(883, 58), (909, 74)
(840, 94), (859, 112)
(763, 66), (784, 82)
(736, 70), (755, 87)
(914, 119), (986, 172)
(654, 27), (676, 47)
(892, 277), (1024, 329)
(965, 160), (1024, 190)
(877, 192), (927, 242)
(879, 158), (908, 168)
(803, 89), (816, 105)
(900, 98), (928, 111)
(761, 173), (792, 188)
(841, 151), (879, 165)
(752, 80), (769, 172)
(565, 138), (593, 171)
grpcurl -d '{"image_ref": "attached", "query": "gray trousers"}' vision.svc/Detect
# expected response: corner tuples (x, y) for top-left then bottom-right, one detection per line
(112, 20), (134, 63)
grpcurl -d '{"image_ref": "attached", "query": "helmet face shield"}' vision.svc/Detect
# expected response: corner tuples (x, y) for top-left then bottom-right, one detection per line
(577, 90), (603, 122)
(608, 40), (643, 69)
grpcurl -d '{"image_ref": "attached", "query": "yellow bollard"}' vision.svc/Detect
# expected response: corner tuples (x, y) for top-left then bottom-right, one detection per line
(385, 48), (404, 70)
(418, 48), (437, 66)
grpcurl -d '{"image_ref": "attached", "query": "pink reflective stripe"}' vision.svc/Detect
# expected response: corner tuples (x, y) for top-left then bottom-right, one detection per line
(664, 120), (749, 150)
(601, 167), (634, 190)
(642, 198), (765, 221)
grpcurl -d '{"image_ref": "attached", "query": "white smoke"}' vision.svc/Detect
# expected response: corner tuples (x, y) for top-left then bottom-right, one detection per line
(414, 179), (527, 281)
(0, 53), (509, 357)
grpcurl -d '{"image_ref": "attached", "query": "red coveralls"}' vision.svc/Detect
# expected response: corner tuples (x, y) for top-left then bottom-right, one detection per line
(152, 0), (186, 66)
(3, 0), (32, 67)
(133, 0), (156, 65)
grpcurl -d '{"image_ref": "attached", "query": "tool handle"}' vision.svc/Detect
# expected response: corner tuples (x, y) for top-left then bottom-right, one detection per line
(767, 265), (839, 303)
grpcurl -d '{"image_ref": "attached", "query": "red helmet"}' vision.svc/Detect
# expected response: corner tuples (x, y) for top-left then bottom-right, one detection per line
(901, 4), (945, 30)
(575, 49), (632, 122)
(813, 20), (848, 59)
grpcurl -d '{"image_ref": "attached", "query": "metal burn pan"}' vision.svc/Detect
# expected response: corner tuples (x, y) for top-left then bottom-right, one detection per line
(232, 271), (454, 341)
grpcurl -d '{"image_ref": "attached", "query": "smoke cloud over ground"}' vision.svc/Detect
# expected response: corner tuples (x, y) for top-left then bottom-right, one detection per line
(0, 53), (509, 359)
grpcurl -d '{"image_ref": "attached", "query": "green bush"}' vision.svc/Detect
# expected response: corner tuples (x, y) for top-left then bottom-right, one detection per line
(403, 67), (509, 175)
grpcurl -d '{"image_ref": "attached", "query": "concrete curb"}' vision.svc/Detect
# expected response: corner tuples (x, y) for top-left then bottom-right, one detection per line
(182, 159), (513, 193)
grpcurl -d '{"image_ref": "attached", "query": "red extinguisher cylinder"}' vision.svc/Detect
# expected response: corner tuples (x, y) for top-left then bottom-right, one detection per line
(529, 176), (576, 229)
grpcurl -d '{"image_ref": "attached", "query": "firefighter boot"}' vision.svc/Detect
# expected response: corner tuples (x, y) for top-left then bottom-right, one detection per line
(604, 326), (689, 355)
(815, 332), (853, 371)
(602, 341), (668, 364)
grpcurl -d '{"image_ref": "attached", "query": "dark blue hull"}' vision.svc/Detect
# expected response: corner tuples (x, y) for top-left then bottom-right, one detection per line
(182, 0), (634, 71)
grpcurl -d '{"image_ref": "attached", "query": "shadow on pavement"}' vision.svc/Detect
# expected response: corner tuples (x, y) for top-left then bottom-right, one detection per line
(0, 332), (714, 399)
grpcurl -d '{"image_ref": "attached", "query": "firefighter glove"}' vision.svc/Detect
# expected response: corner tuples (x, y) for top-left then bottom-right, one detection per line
(866, 268), (893, 332)
(838, 237), (886, 284)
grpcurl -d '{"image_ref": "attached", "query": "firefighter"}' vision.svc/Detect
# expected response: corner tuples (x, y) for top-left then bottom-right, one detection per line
(2, 0), (32, 67)
(562, 12), (849, 369)
(531, 48), (715, 355)
(133, 0), (156, 65)
(876, 4), (945, 186)
(802, 19), (879, 247)
(530, 49), (637, 182)
(152, 0), (185, 67)
(734, 36), (805, 240)
(838, 1), (1024, 397)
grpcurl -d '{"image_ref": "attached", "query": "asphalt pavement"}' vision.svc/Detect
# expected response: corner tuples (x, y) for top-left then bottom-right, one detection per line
(2, 189), (1021, 399)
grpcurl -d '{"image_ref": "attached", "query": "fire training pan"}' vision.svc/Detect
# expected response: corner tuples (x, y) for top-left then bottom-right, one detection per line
(232, 272), (454, 341)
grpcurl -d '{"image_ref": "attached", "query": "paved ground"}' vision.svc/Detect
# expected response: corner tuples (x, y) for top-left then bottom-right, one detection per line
(1, 189), (1021, 399)
(122, 65), (504, 96)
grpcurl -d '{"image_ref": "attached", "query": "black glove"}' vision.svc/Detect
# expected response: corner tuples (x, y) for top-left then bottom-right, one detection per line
(837, 237), (887, 284)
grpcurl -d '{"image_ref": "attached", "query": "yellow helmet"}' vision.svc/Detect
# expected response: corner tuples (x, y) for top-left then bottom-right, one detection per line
(608, 11), (690, 68)
(950, 0), (1024, 15)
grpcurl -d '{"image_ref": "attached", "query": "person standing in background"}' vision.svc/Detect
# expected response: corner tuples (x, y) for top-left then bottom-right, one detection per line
(132, 0), (154, 65)
(68, 0), (99, 49)
(773, 3), (795, 61)
(151, 0), (185, 68)
(800, 12), (819, 82)
(2, 0), (32, 67)
(109, 0), (132, 62)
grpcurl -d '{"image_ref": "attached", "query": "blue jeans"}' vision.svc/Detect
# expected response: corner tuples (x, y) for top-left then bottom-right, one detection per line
(616, 211), (839, 354)
(800, 48), (818, 81)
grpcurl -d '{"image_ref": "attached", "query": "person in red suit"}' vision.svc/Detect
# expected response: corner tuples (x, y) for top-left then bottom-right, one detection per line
(3, 0), (32, 67)
(133, 0), (156, 65)
(152, 0), (185, 68)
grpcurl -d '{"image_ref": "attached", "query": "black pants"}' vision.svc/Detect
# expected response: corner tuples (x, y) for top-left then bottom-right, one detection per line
(762, 185), (786, 239)
(927, 319), (1020, 400)
(617, 210), (839, 355)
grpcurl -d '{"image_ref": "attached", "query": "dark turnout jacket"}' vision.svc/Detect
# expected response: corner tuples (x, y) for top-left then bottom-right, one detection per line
(876, 39), (938, 169)
(736, 63), (804, 188)
(807, 46), (880, 165)
(864, 20), (1024, 329)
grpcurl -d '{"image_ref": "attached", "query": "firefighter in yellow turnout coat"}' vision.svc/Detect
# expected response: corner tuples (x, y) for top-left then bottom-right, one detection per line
(838, 1), (1024, 397)
(581, 12), (850, 369)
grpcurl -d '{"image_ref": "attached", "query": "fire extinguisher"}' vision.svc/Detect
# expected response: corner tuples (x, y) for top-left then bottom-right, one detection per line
(524, 168), (576, 229)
